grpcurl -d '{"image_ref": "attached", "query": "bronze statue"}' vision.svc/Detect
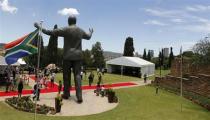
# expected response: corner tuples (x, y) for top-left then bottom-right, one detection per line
(34, 16), (93, 103)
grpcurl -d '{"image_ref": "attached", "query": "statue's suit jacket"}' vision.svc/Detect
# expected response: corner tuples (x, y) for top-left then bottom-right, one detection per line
(42, 25), (92, 61)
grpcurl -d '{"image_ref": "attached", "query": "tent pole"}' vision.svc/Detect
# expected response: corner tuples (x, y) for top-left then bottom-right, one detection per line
(121, 65), (123, 76)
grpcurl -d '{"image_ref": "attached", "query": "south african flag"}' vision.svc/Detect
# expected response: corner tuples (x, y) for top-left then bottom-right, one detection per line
(4, 29), (39, 65)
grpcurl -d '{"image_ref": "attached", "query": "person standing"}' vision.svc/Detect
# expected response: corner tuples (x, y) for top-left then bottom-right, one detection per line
(88, 71), (94, 86)
(102, 68), (105, 75)
(80, 71), (83, 80)
(144, 74), (147, 83)
(55, 93), (63, 113)
(42, 76), (47, 89)
(33, 83), (40, 101)
(44, 68), (47, 77)
(10, 69), (16, 91)
(97, 72), (102, 86)
(4, 70), (9, 93)
(50, 73), (55, 88)
(97, 68), (100, 75)
(58, 80), (62, 94)
(12, 68), (16, 82)
(18, 79), (23, 97)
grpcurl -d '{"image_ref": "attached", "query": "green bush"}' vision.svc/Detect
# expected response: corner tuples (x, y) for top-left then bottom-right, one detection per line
(107, 89), (118, 103)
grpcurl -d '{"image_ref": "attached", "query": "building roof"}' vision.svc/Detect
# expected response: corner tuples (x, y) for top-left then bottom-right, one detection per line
(106, 56), (155, 67)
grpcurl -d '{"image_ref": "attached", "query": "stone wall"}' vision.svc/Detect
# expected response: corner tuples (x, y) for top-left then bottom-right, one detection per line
(154, 74), (210, 98)
(170, 58), (210, 77)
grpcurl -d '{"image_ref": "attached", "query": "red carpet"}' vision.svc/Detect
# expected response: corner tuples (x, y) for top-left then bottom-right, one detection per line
(0, 75), (137, 97)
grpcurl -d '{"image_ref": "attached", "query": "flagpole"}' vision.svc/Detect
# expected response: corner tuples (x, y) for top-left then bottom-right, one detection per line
(180, 46), (183, 112)
(34, 20), (43, 120)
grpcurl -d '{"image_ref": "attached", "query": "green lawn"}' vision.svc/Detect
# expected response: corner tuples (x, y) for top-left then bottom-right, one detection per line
(148, 69), (171, 80)
(55, 71), (142, 85)
(0, 82), (31, 91)
(0, 86), (209, 120)
(55, 70), (170, 85)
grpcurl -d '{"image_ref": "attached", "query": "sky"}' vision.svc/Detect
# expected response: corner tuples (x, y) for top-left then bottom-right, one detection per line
(0, 0), (210, 56)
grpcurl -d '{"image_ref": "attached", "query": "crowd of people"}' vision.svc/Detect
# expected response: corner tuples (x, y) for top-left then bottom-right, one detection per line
(0, 66), (59, 99)
(0, 66), (30, 97)
(32, 68), (58, 101)
(0, 66), (106, 101)
(80, 70), (104, 87)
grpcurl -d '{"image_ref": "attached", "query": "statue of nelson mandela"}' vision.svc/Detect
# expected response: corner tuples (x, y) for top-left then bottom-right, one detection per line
(34, 16), (93, 103)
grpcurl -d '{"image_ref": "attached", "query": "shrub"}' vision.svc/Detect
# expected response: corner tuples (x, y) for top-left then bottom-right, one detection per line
(107, 89), (118, 103)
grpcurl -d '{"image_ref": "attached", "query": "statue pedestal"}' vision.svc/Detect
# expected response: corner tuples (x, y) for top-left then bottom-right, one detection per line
(36, 90), (118, 116)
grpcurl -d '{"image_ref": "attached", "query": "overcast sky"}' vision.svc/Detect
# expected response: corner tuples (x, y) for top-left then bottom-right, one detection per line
(1, 0), (210, 56)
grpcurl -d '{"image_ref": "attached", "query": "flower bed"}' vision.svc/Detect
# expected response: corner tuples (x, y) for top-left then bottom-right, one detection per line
(94, 88), (118, 103)
(5, 96), (56, 115)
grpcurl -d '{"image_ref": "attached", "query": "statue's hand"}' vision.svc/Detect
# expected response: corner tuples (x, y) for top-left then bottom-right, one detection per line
(34, 22), (40, 29)
(89, 28), (94, 34)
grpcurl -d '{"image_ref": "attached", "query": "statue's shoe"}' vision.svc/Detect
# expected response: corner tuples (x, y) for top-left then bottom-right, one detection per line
(62, 94), (70, 99)
(77, 99), (83, 104)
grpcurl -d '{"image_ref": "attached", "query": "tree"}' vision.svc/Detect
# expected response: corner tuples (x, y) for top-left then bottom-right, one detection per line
(158, 51), (162, 67)
(46, 24), (58, 65)
(161, 48), (164, 66)
(193, 37), (210, 65)
(193, 37), (210, 55)
(82, 49), (93, 68)
(56, 48), (63, 67)
(158, 49), (165, 67)
(123, 37), (135, 56)
(182, 51), (194, 57)
(91, 42), (105, 68)
(168, 47), (174, 68)
(143, 49), (147, 60)
(147, 50), (151, 61)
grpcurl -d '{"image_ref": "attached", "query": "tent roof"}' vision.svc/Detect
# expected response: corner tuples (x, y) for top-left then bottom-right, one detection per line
(0, 56), (20, 66)
(106, 56), (155, 67)
(17, 58), (26, 65)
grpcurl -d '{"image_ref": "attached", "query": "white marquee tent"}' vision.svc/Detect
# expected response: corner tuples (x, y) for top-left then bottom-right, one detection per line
(17, 58), (26, 65)
(106, 57), (155, 77)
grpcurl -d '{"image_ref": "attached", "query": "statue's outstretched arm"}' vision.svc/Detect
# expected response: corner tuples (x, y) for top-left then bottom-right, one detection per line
(34, 22), (65, 36)
(83, 28), (93, 40)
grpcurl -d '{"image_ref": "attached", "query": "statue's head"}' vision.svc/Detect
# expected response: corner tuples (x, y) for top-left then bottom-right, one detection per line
(68, 16), (77, 25)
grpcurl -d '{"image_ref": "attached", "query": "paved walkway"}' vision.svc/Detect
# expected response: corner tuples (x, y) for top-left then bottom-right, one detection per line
(0, 75), (151, 116)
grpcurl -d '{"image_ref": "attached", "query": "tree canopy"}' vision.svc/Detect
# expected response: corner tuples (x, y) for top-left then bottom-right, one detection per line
(168, 47), (174, 68)
(82, 49), (92, 68)
(143, 49), (147, 60)
(47, 24), (58, 65)
(91, 42), (105, 68)
(123, 37), (135, 56)
(193, 37), (210, 65)
(147, 50), (151, 61)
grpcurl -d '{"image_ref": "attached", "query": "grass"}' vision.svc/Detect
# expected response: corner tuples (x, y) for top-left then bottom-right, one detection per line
(54, 69), (171, 85)
(54, 71), (142, 85)
(148, 69), (171, 80)
(0, 82), (31, 91)
(0, 86), (209, 120)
